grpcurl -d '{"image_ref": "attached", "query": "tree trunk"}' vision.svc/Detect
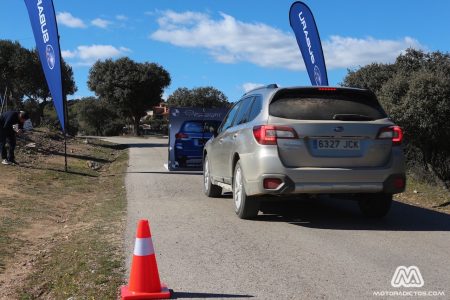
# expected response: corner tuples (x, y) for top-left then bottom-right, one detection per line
(133, 117), (140, 136)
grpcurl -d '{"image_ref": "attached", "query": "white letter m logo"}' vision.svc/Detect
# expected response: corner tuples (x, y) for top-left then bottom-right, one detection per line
(391, 266), (424, 288)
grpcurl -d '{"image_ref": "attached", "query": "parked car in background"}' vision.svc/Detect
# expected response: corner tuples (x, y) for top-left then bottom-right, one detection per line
(175, 120), (222, 168)
(203, 84), (405, 219)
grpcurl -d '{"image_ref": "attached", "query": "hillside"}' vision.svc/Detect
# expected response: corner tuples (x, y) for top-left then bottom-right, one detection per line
(0, 129), (127, 299)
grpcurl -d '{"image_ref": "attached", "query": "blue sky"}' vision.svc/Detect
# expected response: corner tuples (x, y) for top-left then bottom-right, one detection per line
(2, 0), (450, 102)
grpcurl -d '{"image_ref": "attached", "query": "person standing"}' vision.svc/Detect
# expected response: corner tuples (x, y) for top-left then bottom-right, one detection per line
(0, 110), (30, 165)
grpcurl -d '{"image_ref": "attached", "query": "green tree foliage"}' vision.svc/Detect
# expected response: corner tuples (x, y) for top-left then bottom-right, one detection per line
(342, 49), (450, 185)
(74, 97), (124, 136)
(28, 49), (77, 122)
(0, 40), (77, 116)
(41, 98), (125, 136)
(167, 86), (230, 108)
(0, 40), (31, 101)
(342, 63), (396, 95)
(42, 101), (78, 136)
(88, 57), (170, 135)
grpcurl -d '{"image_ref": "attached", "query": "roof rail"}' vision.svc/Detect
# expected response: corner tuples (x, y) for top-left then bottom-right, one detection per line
(244, 83), (278, 95)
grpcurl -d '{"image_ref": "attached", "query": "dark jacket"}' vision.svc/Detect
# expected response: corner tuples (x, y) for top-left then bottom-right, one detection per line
(0, 111), (22, 135)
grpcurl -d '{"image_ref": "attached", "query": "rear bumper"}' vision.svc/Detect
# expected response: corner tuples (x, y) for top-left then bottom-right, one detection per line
(247, 173), (405, 195)
(240, 148), (406, 196)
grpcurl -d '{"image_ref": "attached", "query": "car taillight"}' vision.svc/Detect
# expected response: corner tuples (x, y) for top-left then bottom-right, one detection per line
(377, 126), (403, 146)
(175, 133), (189, 139)
(393, 177), (405, 189)
(253, 125), (298, 145)
(263, 178), (283, 189)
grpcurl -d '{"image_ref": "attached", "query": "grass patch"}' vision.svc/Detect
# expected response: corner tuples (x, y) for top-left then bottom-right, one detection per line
(0, 131), (128, 299)
(395, 173), (450, 212)
(0, 217), (25, 273)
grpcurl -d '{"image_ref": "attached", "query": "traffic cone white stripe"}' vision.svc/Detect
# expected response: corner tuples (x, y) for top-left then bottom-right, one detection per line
(133, 237), (155, 256)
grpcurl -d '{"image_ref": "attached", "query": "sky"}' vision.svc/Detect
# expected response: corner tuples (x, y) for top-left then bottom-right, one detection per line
(1, 0), (450, 102)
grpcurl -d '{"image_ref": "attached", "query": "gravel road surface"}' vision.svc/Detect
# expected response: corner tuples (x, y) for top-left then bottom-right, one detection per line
(103, 136), (450, 299)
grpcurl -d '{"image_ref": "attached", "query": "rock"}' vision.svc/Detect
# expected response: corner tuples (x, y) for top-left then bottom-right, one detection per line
(25, 143), (36, 148)
(413, 190), (418, 194)
(86, 160), (102, 170)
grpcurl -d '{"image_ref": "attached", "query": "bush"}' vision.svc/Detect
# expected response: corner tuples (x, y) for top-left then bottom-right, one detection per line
(342, 49), (450, 187)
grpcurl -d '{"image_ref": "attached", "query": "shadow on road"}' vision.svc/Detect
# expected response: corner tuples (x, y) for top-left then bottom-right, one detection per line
(256, 196), (450, 231)
(126, 171), (202, 176)
(171, 291), (254, 299)
(117, 143), (168, 148)
(19, 164), (98, 177)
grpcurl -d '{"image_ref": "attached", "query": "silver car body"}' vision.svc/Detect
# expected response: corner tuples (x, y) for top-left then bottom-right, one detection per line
(204, 85), (406, 198)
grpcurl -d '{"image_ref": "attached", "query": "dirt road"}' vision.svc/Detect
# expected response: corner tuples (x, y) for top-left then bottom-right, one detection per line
(104, 136), (450, 299)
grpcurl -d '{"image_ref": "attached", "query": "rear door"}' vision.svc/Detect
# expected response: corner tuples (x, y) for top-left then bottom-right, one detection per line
(209, 101), (242, 180)
(268, 88), (394, 168)
(223, 96), (255, 180)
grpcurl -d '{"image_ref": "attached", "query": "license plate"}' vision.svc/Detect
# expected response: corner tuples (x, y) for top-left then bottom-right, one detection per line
(314, 139), (360, 150)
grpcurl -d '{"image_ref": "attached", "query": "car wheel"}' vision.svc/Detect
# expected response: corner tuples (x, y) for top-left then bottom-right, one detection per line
(358, 193), (393, 218)
(233, 161), (259, 219)
(203, 156), (222, 197)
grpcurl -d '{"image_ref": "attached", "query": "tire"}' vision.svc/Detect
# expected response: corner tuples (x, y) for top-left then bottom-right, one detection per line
(233, 161), (259, 219)
(358, 193), (393, 218)
(203, 155), (222, 197)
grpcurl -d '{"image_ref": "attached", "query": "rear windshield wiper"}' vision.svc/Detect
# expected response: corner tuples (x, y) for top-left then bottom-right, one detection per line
(333, 114), (375, 121)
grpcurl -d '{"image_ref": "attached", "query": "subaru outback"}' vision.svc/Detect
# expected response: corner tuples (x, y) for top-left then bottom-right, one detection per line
(203, 85), (405, 219)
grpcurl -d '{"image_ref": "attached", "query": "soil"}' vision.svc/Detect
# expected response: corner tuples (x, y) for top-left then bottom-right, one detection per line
(0, 129), (120, 299)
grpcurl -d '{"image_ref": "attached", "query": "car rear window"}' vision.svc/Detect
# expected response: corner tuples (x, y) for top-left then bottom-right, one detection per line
(181, 121), (204, 133)
(269, 89), (387, 121)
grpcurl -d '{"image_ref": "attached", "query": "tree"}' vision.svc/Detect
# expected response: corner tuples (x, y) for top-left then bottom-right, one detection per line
(28, 49), (77, 120)
(88, 57), (171, 135)
(341, 63), (396, 95)
(167, 86), (230, 108)
(0, 40), (77, 121)
(73, 97), (124, 136)
(24, 49), (77, 124)
(0, 40), (31, 104)
(342, 49), (450, 186)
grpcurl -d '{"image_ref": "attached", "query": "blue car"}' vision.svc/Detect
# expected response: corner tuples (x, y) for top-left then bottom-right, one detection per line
(175, 120), (222, 168)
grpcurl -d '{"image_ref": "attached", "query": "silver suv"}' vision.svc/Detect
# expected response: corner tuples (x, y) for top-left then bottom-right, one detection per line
(203, 85), (405, 219)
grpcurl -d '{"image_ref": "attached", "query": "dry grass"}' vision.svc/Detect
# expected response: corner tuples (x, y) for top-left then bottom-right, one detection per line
(0, 129), (128, 299)
(395, 173), (450, 213)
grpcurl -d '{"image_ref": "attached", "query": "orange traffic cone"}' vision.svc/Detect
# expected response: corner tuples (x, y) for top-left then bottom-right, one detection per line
(121, 219), (171, 299)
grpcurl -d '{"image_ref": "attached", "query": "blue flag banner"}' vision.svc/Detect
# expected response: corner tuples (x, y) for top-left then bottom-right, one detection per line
(24, 0), (65, 131)
(289, 1), (329, 86)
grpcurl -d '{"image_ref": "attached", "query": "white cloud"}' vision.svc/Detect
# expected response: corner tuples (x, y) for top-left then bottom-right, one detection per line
(62, 45), (131, 66)
(242, 83), (265, 93)
(61, 50), (76, 59)
(91, 18), (112, 29)
(116, 15), (128, 21)
(323, 36), (422, 69)
(56, 12), (86, 28)
(151, 10), (425, 70)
